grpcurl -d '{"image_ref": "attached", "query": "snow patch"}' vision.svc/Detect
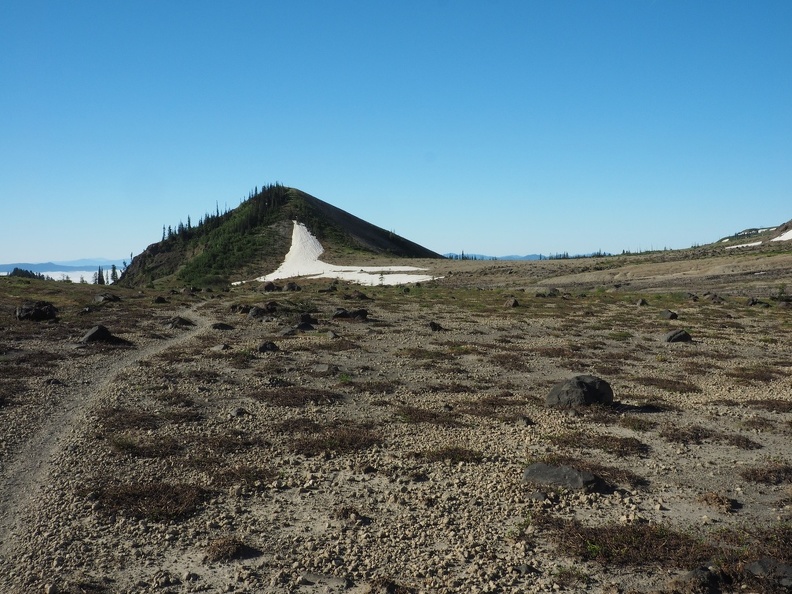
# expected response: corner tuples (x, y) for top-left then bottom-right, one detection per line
(725, 241), (762, 250)
(771, 229), (792, 242)
(235, 221), (438, 286)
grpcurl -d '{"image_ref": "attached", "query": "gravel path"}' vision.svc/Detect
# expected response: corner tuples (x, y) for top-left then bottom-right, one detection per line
(0, 304), (211, 590)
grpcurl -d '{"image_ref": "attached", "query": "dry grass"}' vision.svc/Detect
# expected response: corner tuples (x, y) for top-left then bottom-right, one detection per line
(618, 415), (657, 432)
(660, 425), (762, 450)
(91, 482), (207, 522)
(395, 405), (463, 427)
(747, 399), (792, 413)
(531, 514), (713, 568)
(535, 454), (648, 490)
(290, 424), (382, 456)
(726, 365), (785, 384)
(253, 386), (343, 407)
(204, 537), (260, 562)
(740, 461), (792, 485)
(212, 463), (277, 489)
(634, 376), (702, 394)
(550, 432), (651, 457)
(108, 433), (183, 458)
(697, 491), (740, 513)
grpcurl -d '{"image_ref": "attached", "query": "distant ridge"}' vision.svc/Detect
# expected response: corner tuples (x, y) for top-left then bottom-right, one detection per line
(119, 185), (443, 287)
(0, 260), (125, 274)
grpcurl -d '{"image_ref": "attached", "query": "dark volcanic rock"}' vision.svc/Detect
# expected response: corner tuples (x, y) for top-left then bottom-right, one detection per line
(211, 323), (234, 331)
(504, 297), (519, 308)
(15, 301), (58, 321)
(164, 316), (195, 329)
(429, 321), (445, 332)
(664, 329), (692, 343)
(94, 293), (120, 304)
(257, 341), (280, 353)
(522, 463), (598, 491)
(79, 325), (131, 345)
(545, 375), (613, 408)
(660, 309), (678, 320)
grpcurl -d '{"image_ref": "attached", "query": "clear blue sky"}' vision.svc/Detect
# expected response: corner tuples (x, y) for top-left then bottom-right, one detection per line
(2, 0), (790, 262)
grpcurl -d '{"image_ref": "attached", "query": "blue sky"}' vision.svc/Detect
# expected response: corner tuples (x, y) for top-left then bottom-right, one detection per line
(2, 1), (790, 262)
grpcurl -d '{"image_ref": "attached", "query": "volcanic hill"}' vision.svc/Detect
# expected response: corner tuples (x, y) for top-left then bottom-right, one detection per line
(119, 185), (442, 288)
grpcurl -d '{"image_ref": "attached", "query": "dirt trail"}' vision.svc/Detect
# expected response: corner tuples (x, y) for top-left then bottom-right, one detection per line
(0, 305), (212, 573)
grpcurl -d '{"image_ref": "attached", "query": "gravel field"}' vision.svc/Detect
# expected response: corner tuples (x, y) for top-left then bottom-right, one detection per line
(1, 252), (791, 593)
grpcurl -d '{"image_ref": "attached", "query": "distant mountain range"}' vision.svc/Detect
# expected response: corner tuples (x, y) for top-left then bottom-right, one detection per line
(444, 253), (543, 261)
(0, 259), (125, 274)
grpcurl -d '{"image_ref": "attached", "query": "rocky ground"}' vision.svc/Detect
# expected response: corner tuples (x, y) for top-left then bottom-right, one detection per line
(1, 251), (791, 594)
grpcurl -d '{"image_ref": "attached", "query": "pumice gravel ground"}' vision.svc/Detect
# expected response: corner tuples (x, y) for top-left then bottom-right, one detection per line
(1, 251), (791, 594)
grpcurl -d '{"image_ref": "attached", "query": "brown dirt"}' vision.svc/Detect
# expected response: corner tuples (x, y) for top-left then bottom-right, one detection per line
(0, 248), (790, 593)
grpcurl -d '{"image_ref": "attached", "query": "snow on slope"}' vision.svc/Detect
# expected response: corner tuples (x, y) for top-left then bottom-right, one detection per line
(236, 221), (437, 286)
(771, 228), (792, 242)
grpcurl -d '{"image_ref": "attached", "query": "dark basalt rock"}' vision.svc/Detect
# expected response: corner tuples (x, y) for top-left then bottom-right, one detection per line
(15, 301), (58, 321)
(79, 325), (131, 345)
(664, 329), (692, 343)
(522, 462), (599, 491)
(546, 375), (614, 408)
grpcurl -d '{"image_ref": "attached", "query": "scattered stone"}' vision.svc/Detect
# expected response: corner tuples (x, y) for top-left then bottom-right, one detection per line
(283, 281), (301, 292)
(664, 329), (692, 343)
(249, 303), (277, 317)
(94, 293), (120, 303)
(429, 321), (445, 332)
(687, 292), (699, 302)
(747, 297), (770, 308)
(660, 309), (678, 320)
(15, 301), (58, 321)
(545, 375), (614, 408)
(667, 566), (721, 594)
(746, 558), (792, 588)
(326, 331), (340, 339)
(153, 296), (168, 304)
(263, 281), (278, 292)
(318, 284), (338, 293)
(504, 297), (519, 308)
(299, 313), (319, 325)
(211, 322), (234, 330)
(164, 316), (195, 329)
(333, 308), (368, 321)
(229, 407), (249, 418)
(210, 344), (231, 352)
(79, 325), (131, 345)
(636, 298), (648, 306)
(295, 322), (315, 331)
(522, 462), (598, 491)
(257, 341), (279, 353)
(345, 290), (372, 301)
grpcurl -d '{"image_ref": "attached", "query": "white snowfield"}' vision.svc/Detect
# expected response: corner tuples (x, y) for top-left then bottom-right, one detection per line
(725, 241), (763, 250)
(235, 221), (438, 287)
(771, 228), (792, 242)
(722, 227), (792, 249)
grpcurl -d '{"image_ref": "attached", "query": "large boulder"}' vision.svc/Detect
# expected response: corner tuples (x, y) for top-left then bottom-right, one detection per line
(545, 375), (613, 408)
(15, 301), (58, 321)
(522, 462), (598, 491)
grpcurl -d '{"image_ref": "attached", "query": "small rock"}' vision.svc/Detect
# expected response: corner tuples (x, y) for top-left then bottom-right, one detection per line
(664, 329), (692, 343)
